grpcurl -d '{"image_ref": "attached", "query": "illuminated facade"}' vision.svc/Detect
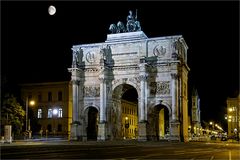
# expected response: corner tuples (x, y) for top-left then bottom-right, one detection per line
(68, 11), (190, 142)
(20, 81), (72, 136)
(227, 94), (240, 138)
(68, 32), (190, 142)
(191, 88), (201, 136)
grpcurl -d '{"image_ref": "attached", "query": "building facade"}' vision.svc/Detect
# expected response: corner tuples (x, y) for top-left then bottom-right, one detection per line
(68, 11), (190, 142)
(20, 81), (72, 137)
(227, 94), (240, 139)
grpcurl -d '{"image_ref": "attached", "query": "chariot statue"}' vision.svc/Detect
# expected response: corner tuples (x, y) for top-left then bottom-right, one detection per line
(126, 10), (141, 32)
(109, 10), (141, 34)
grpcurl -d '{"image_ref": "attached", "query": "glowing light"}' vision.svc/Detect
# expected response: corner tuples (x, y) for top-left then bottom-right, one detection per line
(209, 122), (213, 125)
(125, 117), (128, 120)
(53, 109), (58, 115)
(229, 108), (233, 112)
(29, 100), (35, 106)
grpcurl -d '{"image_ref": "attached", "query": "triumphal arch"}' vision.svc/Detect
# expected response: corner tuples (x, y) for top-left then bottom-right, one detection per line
(68, 11), (190, 142)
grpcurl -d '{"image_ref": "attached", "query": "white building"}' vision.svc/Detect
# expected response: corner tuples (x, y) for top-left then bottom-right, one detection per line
(68, 11), (190, 142)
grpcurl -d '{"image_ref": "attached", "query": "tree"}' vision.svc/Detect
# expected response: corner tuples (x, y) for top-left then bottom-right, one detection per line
(1, 93), (25, 136)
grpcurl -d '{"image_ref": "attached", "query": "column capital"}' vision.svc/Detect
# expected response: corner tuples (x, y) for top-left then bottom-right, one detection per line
(171, 73), (179, 80)
(72, 80), (80, 85)
(139, 73), (148, 81)
(99, 77), (107, 83)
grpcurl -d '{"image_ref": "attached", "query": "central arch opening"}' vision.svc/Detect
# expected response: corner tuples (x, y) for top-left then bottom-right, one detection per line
(112, 84), (138, 140)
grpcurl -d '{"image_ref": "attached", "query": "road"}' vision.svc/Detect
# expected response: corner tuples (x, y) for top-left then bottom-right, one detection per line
(1, 140), (240, 159)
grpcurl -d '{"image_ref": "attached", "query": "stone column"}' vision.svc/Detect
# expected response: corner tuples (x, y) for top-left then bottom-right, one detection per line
(98, 77), (107, 141)
(139, 75), (147, 121)
(170, 73), (180, 141)
(138, 62), (148, 141)
(70, 80), (80, 140)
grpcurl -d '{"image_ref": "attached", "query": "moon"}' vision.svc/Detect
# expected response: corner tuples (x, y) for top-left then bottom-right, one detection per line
(48, 5), (56, 15)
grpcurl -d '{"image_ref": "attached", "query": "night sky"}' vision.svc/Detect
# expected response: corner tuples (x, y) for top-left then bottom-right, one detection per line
(2, 1), (239, 129)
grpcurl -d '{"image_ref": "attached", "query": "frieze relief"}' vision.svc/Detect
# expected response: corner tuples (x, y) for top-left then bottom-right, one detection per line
(84, 86), (100, 97)
(150, 81), (170, 95)
(113, 65), (139, 71)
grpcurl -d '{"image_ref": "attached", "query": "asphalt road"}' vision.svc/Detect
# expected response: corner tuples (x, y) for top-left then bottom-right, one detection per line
(1, 141), (240, 159)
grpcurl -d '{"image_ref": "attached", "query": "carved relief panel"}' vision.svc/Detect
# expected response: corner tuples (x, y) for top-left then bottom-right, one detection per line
(84, 86), (100, 97)
(150, 81), (170, 95)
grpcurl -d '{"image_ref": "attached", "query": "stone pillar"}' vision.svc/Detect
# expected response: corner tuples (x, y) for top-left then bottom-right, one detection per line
(138, 62), (148, 141)
(139, 75), (147, 121)
(171, 73), (178, 121)
(170, 73), (180, 141)
(70, 80), (81, 140)
(98, 77), (107, 141)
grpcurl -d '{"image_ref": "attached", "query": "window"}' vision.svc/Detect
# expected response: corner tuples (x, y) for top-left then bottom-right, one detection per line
(37, 109), (42, 118)
(47, 124), (52, 132)
(58, 91), (62, 101)
(58, 108), (63, 118)
(48, 109), (53, 118)
(28, 95), (32, 100)
(38, 94), (42, 102)
(48, 92), (52, 102)
(58, 124), (62, 132)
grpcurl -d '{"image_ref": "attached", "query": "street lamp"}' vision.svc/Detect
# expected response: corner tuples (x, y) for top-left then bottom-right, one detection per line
(26, 97), (35, 139)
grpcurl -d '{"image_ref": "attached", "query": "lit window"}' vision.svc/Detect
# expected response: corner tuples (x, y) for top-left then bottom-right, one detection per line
(38, 109), (42, 118)
(48, 109), (53, 118)
(58, 108), (63, 118)
(53, 109), (58, 115)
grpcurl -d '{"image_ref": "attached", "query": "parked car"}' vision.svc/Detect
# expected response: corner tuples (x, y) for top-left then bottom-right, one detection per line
(210, 135), (217, 140)
(221, 136), (228, 141)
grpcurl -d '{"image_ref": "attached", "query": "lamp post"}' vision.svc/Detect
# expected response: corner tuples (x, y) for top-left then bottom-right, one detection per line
(25, 97), (35, 139)
(209, 121), (214, 135)
(125, 117), (129, 139)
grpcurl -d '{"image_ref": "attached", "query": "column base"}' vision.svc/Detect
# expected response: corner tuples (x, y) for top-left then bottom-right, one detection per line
(97, 122), (107, 141)
(170, 121), (180, 142)
(70, 122), (81, 141)
(138, 121), (148, 141)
